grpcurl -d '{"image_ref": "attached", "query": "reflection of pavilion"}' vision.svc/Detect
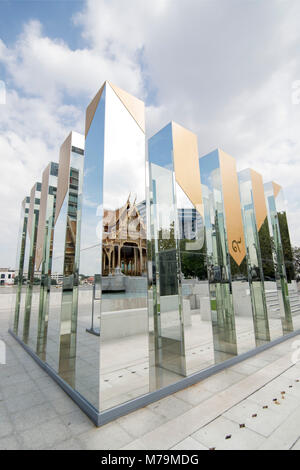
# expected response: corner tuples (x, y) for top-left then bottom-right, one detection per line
(102, 197), (147, 277)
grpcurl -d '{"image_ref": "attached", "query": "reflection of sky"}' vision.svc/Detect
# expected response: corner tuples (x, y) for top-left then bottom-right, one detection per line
(148, 123), (173, 170)
(103, 83), (145, 210)
(79, 84), (105, 274)
(199, 149), (219, 189)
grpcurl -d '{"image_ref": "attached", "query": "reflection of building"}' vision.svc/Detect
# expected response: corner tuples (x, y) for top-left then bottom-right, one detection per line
(178, 207), (203, 240)
(0, 268), (15, 285)
(102, 196), (147, 276)
(50, 272), (64, 284)
(137, 199), (203, 241)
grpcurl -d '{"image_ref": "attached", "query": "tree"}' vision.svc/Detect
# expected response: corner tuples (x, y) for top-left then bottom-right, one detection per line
(293, 246), (300, 280)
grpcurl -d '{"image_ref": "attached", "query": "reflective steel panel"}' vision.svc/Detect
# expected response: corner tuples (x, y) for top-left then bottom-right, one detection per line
(36, 162), (58, 359)
(199, 149), (256, 359)
(148, 122), (215, 386)
(77, 81), (149, 411)
(46, 132), (84, 387)
(13, 196), (30, 334)
(238, 169), (281, 342)
(22, 182), (41, 346)
(264, 182), (294, 333)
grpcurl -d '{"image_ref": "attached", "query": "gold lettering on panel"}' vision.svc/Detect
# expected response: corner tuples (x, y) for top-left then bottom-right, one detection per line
(219, 149), (246, 266)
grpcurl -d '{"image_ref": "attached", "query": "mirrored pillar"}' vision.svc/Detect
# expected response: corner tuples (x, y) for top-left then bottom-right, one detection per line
(148, 121), (215, 384)
(264, 182), (294, 333)
(13, 196), (30, 335)
(273, 185), (300, 329)
(23, 182), (41, 344)
(148, 123), (186, 389)
(238, 169), (276, 343)
(46, 132), (84, 387)
(35, 162), (58, 359)
(77, 81), (149, 411)
(199, 149), (256, 358)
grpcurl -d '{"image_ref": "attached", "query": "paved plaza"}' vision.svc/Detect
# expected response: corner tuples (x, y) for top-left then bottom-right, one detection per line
(1, 293), (300, 450)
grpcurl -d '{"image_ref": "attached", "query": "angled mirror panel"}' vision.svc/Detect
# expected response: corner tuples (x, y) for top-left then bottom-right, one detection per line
(98, 82), (149, 411)
(76, 91), (105, 408)
(238, 169), (271, 343)
(12, 196), (30, 335)
(199, 151), (238, 361)
(219, 151), (256, 354)
(22, 182), (41, 347)
(36, 162), (58, 360)
(148, 123), (186, 392)
(264, 182), (293, 333)
(176, 183), (214, 375)
(46, 133), (84, 389)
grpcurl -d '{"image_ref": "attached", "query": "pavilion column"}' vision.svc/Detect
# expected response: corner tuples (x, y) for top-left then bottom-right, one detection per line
(112, 247), (115, 274)
(134, 248), (137, 275)
(108, 251), (111, 275)
(139, 247), (143, 276)
(117, 245), (121, 268)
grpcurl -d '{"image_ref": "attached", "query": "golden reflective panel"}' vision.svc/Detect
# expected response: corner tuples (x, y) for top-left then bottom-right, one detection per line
(264, 182), (294, 334)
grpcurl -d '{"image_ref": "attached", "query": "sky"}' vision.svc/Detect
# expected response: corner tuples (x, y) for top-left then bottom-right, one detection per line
(0, 0), (300, 268)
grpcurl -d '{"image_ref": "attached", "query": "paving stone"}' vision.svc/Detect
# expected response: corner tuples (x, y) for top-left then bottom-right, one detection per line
(77, 422), (133, 450)
(192, 416), (266, 450)
(0, 434), (21, 450)
(171, 437), (208, 451)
